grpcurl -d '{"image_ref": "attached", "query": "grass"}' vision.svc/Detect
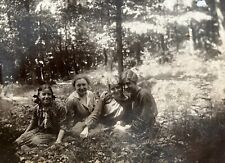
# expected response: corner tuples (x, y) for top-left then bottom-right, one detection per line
(1, 51), (225, 162)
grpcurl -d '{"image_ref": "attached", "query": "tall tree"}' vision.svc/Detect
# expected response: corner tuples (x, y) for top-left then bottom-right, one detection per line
(115, 0), (123, 81)
(215, 0), (225, 50)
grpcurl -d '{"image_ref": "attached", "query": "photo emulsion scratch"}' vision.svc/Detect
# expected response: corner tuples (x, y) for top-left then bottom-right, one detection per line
(0, 0), (225, 162)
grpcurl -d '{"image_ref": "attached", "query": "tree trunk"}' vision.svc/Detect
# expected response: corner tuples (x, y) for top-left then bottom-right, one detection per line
(174, 25), (179, 52)
(215, 0), (225, 50)
(115, 0), (123, 81)
(115, 0), (126, 100)
(188, 22), (194, 54)
(0, 64), (2, 84)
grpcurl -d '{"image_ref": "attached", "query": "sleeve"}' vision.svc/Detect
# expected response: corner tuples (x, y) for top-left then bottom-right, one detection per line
(89, 91), (97, 109)
(131, 92), (157, 131)
(29, 106), (39, 130)
(61, 98), (76, 132)
(56, 102), (67, 130)
(84, 99), (104, 128)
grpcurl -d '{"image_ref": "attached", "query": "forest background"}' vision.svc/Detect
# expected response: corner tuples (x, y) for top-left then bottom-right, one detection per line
(0, 0), (224, 84)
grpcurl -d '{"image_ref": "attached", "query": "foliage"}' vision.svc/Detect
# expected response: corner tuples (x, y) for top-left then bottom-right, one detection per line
(0, 0), (224, 84)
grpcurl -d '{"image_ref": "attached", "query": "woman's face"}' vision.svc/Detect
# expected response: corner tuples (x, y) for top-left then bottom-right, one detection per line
(39, 89), (53, 106)
(123, 79), (137, 97)
(111, 84), (121, 98)
(75, 78), (89, 97)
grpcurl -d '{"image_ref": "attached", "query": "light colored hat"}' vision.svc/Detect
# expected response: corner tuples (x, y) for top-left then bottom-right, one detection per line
(108, 76), (119, 85)
(122, 70), (138, 83)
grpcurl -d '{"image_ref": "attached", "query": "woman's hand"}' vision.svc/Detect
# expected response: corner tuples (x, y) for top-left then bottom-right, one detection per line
(100, 91), (112, 104)
(80, 126), (89, 138)
(55, 140), (62, 144)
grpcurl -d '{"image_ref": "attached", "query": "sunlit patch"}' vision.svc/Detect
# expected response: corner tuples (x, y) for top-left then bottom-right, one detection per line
(35, 0), (60, 14)
(123, 10), (211, 35)
(124, 21), (166, 35)
(114, 121), (131, 132)
(163, 0), (193, 11)
(172, 11), (211, 25)
(196, 0), (208, 8)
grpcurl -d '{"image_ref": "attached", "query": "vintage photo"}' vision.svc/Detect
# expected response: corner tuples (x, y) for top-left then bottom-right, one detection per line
(0, 0), (225, 162)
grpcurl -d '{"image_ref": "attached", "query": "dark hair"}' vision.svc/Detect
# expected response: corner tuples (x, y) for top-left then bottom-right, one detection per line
(33, 84), (55, 104)
(72, 74), (90, 87)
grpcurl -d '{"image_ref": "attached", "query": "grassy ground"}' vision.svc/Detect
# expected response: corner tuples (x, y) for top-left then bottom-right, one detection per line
(1, 51), (225, 162)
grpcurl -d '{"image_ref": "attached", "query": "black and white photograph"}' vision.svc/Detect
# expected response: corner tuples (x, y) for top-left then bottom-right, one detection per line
(1, 0), (225, 162)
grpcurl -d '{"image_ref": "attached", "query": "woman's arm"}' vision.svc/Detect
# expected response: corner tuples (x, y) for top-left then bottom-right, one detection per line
(24, 119), (36, 132)
(84, 99), (104, 128)
(55, 103), (67, 143)
(25, 107), (38, 133)
(55, 129), (65, 143)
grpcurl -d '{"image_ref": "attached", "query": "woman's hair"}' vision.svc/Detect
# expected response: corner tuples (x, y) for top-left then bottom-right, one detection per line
(33, 84), (55, 104)
(72, 74), (90, 87)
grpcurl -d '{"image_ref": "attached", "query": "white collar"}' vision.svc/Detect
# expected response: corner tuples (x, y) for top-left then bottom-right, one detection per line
(73, 90), (92, 107)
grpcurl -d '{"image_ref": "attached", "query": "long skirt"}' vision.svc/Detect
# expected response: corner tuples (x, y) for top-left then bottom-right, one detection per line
(15, 128), (56, 147)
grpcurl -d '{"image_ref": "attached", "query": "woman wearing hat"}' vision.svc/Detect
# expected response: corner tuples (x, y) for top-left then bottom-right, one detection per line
(121, 69), (158, 132)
